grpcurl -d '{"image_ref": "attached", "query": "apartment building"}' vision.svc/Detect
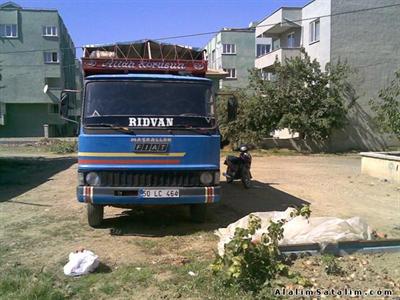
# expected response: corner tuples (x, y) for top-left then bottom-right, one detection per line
(255, 0), (400, 151)
(0, 1), (78, 137)
(205, 26), (270, 89)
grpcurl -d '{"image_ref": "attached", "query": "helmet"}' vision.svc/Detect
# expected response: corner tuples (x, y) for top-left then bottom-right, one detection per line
(239, 145), (248, 152)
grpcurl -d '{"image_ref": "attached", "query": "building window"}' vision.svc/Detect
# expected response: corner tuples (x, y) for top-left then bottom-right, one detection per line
(42, 26), (58, 37)
(256, 44), (270, 57)
(287, 32), (295, 48)
(0, 24), (17, 38)
(222, 44), (236, 54)
(310, 19), (320, 43)
(223, 68), (236, 79)
(44, 52), (59, 63)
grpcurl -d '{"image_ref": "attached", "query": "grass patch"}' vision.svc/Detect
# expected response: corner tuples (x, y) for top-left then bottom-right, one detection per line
(0, 258), (280, 299)
(0, 267), (65, 300)
(0, 139), (77, 156)
(44, 139), (77, 154)
(157, 259), (273, 299)
(132, 239), (161, 255)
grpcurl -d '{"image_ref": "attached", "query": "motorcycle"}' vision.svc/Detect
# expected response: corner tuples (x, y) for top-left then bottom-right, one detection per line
(223, 145), (252, 188)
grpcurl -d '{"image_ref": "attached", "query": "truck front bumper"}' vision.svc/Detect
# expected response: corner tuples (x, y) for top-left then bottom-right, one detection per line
(77, 186), (220, 205)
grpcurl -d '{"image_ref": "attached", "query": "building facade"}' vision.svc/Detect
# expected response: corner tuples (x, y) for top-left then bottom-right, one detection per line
(205, 27), (270, 89)
(255, 0), (400, 151)
(0, 1), (78, 137)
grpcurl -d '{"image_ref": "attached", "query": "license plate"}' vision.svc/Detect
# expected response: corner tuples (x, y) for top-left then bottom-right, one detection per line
(141, 189), (179, 198)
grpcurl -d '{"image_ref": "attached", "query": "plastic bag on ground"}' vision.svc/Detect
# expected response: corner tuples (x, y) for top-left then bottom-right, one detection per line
(215, 208), (373, 256)
(63, 250), (99, 276)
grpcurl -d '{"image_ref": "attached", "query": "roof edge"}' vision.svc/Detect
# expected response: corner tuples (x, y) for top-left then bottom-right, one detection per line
(257, 6), (303, 26)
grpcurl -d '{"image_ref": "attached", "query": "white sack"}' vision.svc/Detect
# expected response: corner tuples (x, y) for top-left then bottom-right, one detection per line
(215, 208), (372, 256)
(63, 250), (99, 276)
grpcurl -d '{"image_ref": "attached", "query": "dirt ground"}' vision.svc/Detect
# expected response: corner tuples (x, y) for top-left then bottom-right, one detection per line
(0, 152), (399, 299)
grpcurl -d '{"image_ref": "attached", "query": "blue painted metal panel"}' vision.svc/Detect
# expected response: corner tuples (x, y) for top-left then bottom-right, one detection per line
(77, 133), (221, 205)
(78, 133), (220, 170)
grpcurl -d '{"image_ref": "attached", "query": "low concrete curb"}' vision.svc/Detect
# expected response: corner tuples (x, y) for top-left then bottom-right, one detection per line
(360, 152), (400, 183)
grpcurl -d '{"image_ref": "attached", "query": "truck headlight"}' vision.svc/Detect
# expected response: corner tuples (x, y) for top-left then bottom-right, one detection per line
(86, 172), (101, 186)
(200, 172), (213, 186)
(214, 171), (220, 185)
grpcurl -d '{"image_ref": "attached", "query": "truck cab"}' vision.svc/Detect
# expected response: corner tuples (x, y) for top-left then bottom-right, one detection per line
(64, 41), (220, 227)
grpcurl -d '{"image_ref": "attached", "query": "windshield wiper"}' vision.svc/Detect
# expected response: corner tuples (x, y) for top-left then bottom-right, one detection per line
(85, 123), (135, 135)
(178, 113), (206, 117)
(168, 124), (214, 135)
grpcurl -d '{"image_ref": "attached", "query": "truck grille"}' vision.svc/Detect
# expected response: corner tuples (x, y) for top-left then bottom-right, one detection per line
(94, 171), (203, 187)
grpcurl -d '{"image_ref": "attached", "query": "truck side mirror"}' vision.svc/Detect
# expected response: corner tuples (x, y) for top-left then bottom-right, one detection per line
(59, 91), (69, 118)
(59, 90), (79, 124)
(227, 96), (237, 122)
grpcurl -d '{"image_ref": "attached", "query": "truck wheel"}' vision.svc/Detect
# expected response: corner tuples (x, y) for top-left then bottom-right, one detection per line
(190, 204), (207, 223)
(87, 203), (104, 227)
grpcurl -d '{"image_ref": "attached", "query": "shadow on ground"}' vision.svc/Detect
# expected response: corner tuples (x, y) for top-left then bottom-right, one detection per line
(102, 180), (309, 237)
(0, 156), (76, 203)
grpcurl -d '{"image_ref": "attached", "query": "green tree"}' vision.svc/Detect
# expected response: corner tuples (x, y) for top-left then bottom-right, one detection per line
(217, 89), (264, 147)
(370, 70), (400, 136)
(217, 50), (351, 146)
(250, 50), (351, 140)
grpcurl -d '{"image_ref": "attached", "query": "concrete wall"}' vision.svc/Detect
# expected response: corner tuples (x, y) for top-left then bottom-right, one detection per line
(0, 9), (64, 103)
(329, 0), (400, 151)
(256, 9), (283, 37)
(361, 152), (400, 183)
(205, 33), (221, 70)
(0, 103), (68, 137)
(220, 30), (256, 88)
(205, 30), (257, 89)
(301, 0), (331, 70)
(0, 3), (78, 137)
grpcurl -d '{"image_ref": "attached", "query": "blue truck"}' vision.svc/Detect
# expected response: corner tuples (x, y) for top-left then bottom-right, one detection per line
(60, 41), (221, 227)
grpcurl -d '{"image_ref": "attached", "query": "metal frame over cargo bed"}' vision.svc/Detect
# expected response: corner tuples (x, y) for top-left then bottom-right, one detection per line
(82, 39), (207, 76)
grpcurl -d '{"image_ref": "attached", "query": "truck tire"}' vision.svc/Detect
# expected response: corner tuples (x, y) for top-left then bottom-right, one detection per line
(87, 203), (104, 227)
(190, 204), (207, 223)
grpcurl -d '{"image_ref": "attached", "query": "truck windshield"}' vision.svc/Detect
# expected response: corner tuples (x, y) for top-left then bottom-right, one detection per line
(84, 80), (213, 119)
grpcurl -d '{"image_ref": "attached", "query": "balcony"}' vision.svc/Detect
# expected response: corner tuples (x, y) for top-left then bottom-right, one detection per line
(255, 47), (301, 70)
(256, 7), (302, 38)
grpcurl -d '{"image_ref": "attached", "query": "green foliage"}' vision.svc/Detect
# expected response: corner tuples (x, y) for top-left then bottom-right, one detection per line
(217, 89), (265, 146)
(269, 52), (350, 140)
(0, 266), (65, 300)
(321, 254), (345, 276)
(290, 204), (312, 219)
(210, 215), (289, 292)
(370, 70), (400, 136)
(217, 50), (351, 146)
(42, 139), (77, 154)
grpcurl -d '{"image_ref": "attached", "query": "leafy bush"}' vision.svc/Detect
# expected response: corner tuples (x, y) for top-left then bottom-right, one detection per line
(370, 70), (400, 136)
(210, 215), (288, 292)
(47, 139), (77, 154)
(217, 49), (351, 146)
(321, 254), (345, 276)
(290, 204), (312, 219)
(217, 90), (265, 147)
